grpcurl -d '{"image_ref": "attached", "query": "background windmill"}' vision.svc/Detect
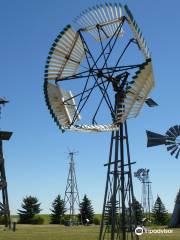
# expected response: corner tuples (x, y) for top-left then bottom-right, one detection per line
(134, 168), (153, 220)
(64, 151), (81, 225)
(146, 125), (180, 158)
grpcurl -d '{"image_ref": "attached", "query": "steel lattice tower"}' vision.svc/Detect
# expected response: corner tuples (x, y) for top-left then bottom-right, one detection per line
(134, 168), (153, 219)
(0, 98), (12, 228)
(64, 152), (81, 224)
(99, 96), (137, 240)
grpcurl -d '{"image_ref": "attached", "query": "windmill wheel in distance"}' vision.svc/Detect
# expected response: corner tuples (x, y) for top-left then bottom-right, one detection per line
(146, 125), (180, 158)
(165, 125), (180, 158)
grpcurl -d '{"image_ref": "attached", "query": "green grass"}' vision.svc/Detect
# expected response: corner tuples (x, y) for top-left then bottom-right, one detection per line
(0, 225), (98, 240)
(140, 228), (180, 240)
(0, 225), (179, 240)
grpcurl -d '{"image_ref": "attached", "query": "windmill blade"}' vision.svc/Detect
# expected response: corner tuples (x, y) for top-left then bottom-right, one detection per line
(167, 144), (177, 151)
(145, 98), (158, 107)
(124, 4), (150, 58)
(175, 149), (180, 159)
(44, 82), (81, 131)
(165, 135), (176, 145)
(134, 168), (144, 182)
(146, 130), (166, 147)
(134, 168), (143, 177)
(169, 126), (179, 137)
(44, 25), (85, 82)
(166, 127), (177, 138)
(0, 97), (9, 105)
(74, 3), (124, 40)
(166, 136), (175, 141)
(170, 146), (178, 156)
(123, 59), (155, 123)
(165, 139), (176, 145)
(174, 125), (180, 135)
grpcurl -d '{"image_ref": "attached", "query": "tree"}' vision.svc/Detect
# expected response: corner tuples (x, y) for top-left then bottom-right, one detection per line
(169, 189), (180, 227)
(79, 194), (94, 224)
(152, 195), (168, 225)
(133, 199), (144, 225)
(50, 195), (66, 224)
(18, 196), (41, 224)
(105, 197), (118, 225)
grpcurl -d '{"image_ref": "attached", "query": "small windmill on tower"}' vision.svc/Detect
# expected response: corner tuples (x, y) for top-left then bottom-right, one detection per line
(134, 168), (153, 220)
(64, 151), (81, 225)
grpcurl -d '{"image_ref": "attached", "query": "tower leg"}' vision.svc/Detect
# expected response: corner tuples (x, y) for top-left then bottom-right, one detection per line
(99, 122), (137, 240)
(0, 139), (11, 228)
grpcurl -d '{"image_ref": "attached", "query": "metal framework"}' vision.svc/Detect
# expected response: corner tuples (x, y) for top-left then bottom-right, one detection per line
(147, 125), (180, 158)
(0, 98), (12, 228)
(64, 152), (81, 224)
(99, 121), (137, 239)
(44, 3), (155, 240)
(134, 168), (153, 219)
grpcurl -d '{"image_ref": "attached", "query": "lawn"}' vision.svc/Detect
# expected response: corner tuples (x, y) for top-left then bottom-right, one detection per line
(0, 225), (179, 240)
(0, 225), (98, 240)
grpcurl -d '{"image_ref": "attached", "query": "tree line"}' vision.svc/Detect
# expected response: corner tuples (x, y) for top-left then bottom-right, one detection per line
(17, 194), (96, 225)
(6, 194), (170, 225)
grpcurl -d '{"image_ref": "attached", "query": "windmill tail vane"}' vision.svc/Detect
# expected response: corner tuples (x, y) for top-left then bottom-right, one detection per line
(146, 125), (180, 159)
(146, 130), (166, 147)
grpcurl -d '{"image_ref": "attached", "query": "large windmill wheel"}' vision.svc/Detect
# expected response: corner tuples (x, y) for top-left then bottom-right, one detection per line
(44, 3), (155, 133)
(44, 3), (155, 240)
(147, 125), (180, 158)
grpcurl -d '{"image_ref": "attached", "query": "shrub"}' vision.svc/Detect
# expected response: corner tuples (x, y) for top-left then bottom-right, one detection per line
(93, 216), (100, 225)
(31, 216), (44, 225)
(0, 216), (6, 225)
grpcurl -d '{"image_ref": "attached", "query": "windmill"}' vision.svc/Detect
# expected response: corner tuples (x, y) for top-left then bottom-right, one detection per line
(0, 98), (12, 228)
(44, 3), (155, 240)
(64, 151), (81, 225)
(134, 168), (153, 220)
(146, 125), (180, 158)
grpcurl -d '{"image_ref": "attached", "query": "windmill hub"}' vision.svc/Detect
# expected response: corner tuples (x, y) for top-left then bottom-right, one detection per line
(96, 70), (104, 78)
(175, 136), (180, 144)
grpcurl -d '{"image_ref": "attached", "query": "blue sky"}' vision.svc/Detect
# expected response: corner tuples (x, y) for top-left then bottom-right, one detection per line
(0, 0), (180, 214)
